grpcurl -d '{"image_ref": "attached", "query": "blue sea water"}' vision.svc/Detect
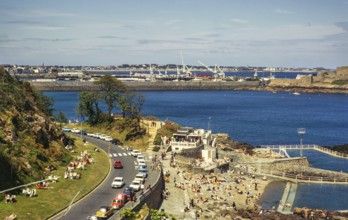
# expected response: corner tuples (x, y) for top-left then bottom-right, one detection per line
(45, 90), (348, 146)
(44, 90), (348, 211)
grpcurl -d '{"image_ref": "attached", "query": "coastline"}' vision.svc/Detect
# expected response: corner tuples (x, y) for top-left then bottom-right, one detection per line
(30, 80), (348, 94)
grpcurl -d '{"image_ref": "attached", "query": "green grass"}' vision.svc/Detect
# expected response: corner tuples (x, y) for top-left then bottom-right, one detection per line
(332, 79), (348, 85)
(65, 121), (149, 150)
(0, 136), (110, 220)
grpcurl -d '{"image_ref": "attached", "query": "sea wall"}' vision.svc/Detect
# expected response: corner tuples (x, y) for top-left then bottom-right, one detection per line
(29, 80), (260, 91)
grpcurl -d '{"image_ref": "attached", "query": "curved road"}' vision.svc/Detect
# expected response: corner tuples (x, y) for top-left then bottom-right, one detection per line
(53, 135), (160, 220)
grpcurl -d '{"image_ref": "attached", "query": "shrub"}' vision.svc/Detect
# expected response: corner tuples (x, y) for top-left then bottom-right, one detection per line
(332, 80), (348, 85)
(152, 146), (161, 152)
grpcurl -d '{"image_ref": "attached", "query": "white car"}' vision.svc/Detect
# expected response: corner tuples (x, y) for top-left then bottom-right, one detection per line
(137, 155), (146, 163)
(104, 136), (113, 142)
(138, 162), (146, 167)
(71, 128), (80, 133)
(99, 134), (108, 140)
(111, 177), (125, 188)
(134, 173), (146, 183)
(131, 150), (141, 157)
(94, 133), (102, 138)
(129, 180), (143, 191)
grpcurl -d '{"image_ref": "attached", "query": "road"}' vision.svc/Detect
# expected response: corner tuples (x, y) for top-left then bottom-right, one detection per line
(53, 135), (160, 220)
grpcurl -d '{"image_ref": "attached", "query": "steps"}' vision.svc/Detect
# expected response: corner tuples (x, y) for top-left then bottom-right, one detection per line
(141, 120), (162, 153)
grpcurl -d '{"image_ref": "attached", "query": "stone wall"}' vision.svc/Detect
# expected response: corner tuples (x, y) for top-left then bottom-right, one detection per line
(337, 66), (348, 77)
(179, 145), (204, 158)
(257, 157), (309, 171)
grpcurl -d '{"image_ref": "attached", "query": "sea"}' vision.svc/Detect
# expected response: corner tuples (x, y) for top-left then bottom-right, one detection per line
(44, 88), (348, 211)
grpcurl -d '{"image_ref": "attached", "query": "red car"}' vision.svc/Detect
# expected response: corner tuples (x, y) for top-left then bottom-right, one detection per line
(111, 193), (127, 210)
(113, 160), (123, 169)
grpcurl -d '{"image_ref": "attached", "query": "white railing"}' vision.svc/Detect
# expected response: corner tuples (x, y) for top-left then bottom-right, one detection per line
(260, 144), (318, 149)
(260, 144), (348, 159)
(170, 142), (198, 148)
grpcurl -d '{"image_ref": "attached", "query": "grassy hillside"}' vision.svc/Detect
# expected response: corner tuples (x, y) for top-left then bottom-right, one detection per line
(0, 67), (72, 190)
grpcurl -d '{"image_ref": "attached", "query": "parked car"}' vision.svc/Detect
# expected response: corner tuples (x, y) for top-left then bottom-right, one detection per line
(104, 136), (113, 142)
(94, 133), (102, 139)
(87, 132), (94, 137)
(71, 128), (80, 133)
(138, 168), (148, 178)
(112, 138), (122, 145)
(111, 193), (127, 210)
(113, 160), (123, 169)
(137, 155), (146, 163)
(123, 187), (135, 201)
(62, 127), (71, 132)
(95, 206), (113, 219)
(138, 162), (146, 167)
(134, 173), (146, 184)
(129, 180), (143, 192)
(131, 150), (141, 157)
(111, 177), (125, 188)
(99, 134), (108, 140)
(138, 165), (147, 170)
(80, 130), (87, 135)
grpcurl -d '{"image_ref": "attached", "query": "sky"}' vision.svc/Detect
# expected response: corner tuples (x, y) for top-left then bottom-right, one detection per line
(0, 0), (348, 68)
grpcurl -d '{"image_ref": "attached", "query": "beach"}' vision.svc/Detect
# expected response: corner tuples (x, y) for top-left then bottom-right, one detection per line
(159, 153), (272, 219)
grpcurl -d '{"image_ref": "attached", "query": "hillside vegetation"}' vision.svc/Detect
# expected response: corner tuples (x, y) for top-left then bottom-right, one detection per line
(0, 67), (72, 190)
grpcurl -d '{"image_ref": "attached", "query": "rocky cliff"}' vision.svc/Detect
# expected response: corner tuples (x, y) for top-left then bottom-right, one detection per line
(0, 67), (72, 190)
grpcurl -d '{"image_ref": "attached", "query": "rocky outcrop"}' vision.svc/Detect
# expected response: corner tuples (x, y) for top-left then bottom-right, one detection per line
(267, 66), (348, 94)
(0, 67), (72, 190)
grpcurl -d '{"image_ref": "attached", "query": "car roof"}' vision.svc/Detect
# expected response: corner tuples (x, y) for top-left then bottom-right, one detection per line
(114, 177), (123, 180)
(99, 206), (110, 210)
(114, 160), (122, 163)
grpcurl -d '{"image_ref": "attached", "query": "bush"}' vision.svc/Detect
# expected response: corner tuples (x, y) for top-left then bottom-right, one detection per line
(152, 146), (161, 152)
(332, 80), (348, 85)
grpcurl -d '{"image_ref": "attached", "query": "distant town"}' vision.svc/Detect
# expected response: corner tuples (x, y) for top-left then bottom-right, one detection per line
(1, 63), (326, 75)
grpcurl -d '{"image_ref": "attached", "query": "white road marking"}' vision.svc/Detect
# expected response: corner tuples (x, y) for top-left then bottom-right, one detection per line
(123, 153), (127, 156)
(109, 154), (112, 157)
(113, 153), (117, 157)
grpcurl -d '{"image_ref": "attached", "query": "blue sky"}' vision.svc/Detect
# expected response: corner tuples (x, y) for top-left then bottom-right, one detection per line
(1, 0), (348, 68)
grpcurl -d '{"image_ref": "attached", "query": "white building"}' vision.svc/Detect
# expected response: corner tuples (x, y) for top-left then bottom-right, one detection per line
(170, 127), (212, 152)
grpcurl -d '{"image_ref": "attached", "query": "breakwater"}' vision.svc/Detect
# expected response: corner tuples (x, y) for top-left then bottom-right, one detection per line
(29, 81), (260, 91)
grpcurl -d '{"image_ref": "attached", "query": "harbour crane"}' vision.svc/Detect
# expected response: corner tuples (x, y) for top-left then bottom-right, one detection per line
(197, 60), (225, 79)
(181, 51), (193, 76)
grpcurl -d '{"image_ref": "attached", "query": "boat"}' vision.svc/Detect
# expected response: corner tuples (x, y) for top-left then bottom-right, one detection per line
(292, 92), (301, 96)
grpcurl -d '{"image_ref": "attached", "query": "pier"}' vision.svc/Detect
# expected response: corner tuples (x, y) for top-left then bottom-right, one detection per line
(260, 144), (348, 159)
(277, 182), (298, 214)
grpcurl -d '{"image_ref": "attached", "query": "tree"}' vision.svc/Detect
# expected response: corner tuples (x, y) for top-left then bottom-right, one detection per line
(53, 111), (69, 123)
(33, 90), (55, 116)
(94, 75), (127, 116)
(118, 92), (145, 120)
(76, 91), (101, 125)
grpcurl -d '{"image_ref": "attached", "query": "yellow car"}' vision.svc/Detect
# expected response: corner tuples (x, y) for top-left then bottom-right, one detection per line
(95, 206), (113, 219)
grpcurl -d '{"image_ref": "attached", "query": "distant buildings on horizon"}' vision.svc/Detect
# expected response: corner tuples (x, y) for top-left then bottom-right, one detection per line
(1, 63), (328, 75)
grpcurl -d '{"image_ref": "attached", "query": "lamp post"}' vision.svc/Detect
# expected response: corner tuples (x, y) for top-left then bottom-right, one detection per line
(208, 116), (211, 130)
(297, 128), (306, 157)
